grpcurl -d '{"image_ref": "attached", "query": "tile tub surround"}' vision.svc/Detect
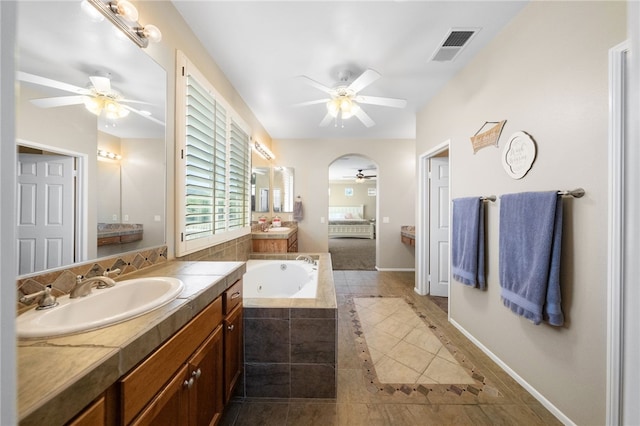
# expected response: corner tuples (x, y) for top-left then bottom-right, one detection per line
(17, 260), (246, 426)
(242, 253), (337, 399)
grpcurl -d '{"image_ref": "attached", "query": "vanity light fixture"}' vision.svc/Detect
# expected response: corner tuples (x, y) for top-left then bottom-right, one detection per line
(86, 0), (162, 48)
(97, 149), (122, 160)
(253, 141), (275, 160)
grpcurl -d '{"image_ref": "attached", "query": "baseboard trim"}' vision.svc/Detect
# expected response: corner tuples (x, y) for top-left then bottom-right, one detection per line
(449, 318), (575, 426)
(375, 267), (415, 272)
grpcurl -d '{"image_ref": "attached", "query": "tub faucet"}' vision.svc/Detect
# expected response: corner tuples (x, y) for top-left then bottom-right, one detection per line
(296, 255), (315, 264)
(70, 269), (119, 298)
(19, 285), (58, 310)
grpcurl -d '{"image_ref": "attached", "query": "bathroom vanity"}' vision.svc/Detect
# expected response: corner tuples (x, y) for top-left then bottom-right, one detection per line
(251, 227), (298, 253)
(17, 261), (245, 426)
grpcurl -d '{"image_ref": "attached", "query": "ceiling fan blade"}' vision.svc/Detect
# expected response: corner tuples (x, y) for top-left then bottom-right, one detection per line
(353, 107), (375, 128)
(298, 75), (334, 95)
(17, 71), (89, 95)
(355, 95), (407, 109)
(119, 98), (153, 105)
(347, 69), (381, 93)
(121, 104), (166, 126)
(319, 112), (334, 127)
(89, 76), (111, 94)
(30, 95), (86, 108)
(292, 99), (330, 108)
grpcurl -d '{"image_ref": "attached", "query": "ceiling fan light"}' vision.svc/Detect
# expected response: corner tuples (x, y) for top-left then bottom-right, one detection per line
(83, 96), (103, 115)
(339, 97), (352, 113)
(327, 99), (340, 117)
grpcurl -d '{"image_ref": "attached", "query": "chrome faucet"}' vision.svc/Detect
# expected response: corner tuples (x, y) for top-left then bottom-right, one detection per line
(19, 285), (58, 310)
(295, 255), (315, 264)
(70, 269), (120, 298)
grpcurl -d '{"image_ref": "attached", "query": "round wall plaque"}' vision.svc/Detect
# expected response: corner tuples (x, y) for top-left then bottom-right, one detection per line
(502, 131), (536, 179)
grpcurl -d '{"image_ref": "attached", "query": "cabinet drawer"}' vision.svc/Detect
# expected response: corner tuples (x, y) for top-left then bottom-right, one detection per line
(223, 279), (242, 314)
(120, 297), (223, 424)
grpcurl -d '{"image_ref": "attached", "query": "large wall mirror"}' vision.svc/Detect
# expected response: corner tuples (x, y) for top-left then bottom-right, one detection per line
(273, 166), (294, 213)
(251, 167), (270, 213)
(15, 1), (166, 276)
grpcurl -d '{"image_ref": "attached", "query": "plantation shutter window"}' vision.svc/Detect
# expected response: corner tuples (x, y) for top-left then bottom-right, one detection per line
(176, 51), (252, 256)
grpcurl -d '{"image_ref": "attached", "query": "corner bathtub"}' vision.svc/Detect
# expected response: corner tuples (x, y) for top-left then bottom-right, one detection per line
(243, 259), (318, 298)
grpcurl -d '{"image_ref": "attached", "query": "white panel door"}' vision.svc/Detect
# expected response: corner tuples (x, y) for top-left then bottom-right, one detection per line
(429, 157), (449, 297)
(17, 154), (74, 275)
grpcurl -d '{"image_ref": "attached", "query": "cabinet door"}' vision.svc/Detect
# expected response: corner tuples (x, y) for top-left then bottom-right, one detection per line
(67, 395), (105, 426)
(188, 324), (224, 426)
(130, 365), (189, 426)
(224, 304), (243, 403)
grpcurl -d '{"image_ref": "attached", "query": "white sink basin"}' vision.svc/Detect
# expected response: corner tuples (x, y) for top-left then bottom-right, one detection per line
(268, 227), (291, 232)
(17, 277), (184, 339)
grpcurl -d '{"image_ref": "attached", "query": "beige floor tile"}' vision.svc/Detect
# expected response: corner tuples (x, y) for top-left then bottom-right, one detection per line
(374, 355), (421, 383)
(403, 326), (443, 355)
(374, 316), (414, 340)
(420, 356), (475, 384)
(361, 328), (400, 353)
(387, 340), (435, 374)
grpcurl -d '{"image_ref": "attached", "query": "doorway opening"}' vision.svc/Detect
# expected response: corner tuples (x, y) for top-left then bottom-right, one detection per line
(416, 141), (450, 297)
(327, 154), (377, 270)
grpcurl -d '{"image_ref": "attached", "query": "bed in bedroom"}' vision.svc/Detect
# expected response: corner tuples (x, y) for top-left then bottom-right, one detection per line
(328, 205), (375, 239)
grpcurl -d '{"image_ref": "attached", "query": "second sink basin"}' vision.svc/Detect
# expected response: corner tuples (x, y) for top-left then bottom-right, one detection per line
(268, 227), (291, 232)
(17, 277), (184, 339)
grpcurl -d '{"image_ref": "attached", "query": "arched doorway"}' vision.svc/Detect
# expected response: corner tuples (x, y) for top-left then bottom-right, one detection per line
(327, 154), (377, 270)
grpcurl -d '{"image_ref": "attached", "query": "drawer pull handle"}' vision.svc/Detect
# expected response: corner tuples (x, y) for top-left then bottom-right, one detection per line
(227, 324), (235, 331)
(192, 368), (202, 380)
(183, 378), (194, 389)
(230, 291), (241, 300)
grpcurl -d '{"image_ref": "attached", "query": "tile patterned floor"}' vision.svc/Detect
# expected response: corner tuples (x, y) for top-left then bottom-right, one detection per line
(221, 271), (562, 426)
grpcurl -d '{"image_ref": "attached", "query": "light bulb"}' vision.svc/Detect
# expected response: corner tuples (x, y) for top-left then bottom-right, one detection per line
(84, 96), (103, 115)
(327, 99), (340, 118)
(339, 97), (352, 113)
(142, 24), (162, 43)
(113, 0), (138, 22)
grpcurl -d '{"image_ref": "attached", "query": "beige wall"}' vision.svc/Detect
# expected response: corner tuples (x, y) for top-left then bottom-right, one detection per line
(273, 138), (415, 270)
(329, 181), (377, 220)
(415, 2), (626, 424)
(135, 1), (273, 260)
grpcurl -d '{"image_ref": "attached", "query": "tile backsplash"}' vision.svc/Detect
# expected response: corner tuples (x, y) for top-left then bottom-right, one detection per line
(16, 233), (253, 314)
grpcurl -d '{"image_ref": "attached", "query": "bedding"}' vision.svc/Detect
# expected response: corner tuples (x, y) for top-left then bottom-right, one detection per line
(328, 205), (375, 239)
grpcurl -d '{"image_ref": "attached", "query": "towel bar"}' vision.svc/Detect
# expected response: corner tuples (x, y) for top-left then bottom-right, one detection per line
(558, 188), (585, 198)
(481, 195), (497, 202)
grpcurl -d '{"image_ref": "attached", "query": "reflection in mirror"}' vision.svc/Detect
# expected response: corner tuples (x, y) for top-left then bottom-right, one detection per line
(15, 1), (166, 275)
(251, 167), (270, 213)
(273, 167), (295, 213)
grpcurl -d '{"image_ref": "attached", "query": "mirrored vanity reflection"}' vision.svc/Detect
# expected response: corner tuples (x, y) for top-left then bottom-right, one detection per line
(15, 1), (166, 275)
(251, 166), (295, 216)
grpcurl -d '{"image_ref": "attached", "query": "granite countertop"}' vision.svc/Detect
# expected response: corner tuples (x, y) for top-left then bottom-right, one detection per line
(17, 261), (246, 426)
(97, 223), (144, 238)
(251, 225), (297, 239)
(401, 226), (415, 239)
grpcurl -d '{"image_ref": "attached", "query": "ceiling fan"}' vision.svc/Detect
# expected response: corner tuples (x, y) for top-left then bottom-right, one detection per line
(344, 169), (377, 182)
(295, 68), (407, 128)
(17, 71), (164, 125)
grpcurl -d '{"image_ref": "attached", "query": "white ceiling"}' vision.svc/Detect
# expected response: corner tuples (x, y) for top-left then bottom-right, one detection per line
(173, 1), (528, 140)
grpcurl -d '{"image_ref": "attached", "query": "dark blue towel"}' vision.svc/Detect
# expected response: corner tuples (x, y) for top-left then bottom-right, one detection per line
(451, 197), (485, 289)
(499, 191), (564, 326)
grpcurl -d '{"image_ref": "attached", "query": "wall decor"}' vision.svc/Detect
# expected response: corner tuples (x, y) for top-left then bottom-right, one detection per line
(502, 131), (537, 179)
(368, 188), (377, 196)
(345, 187), (354, 196)
(470, 120), (506, 153)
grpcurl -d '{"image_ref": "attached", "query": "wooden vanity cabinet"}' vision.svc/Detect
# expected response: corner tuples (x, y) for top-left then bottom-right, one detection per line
(222, 280), (243, 403)
(120, 296), (224, 426)
(67, 395), (106, 426)
(252, 230), (298, 253)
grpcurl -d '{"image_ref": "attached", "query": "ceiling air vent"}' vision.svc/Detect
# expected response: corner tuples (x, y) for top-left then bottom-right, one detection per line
(430, 28), (479, 62)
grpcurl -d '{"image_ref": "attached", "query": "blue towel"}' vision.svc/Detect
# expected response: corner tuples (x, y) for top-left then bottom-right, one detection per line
(499, 192), (564, 326)
(451, 197), (485, 289)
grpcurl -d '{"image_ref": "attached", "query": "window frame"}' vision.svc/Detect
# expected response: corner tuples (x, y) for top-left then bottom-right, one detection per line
(175, 51), (252, 257)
